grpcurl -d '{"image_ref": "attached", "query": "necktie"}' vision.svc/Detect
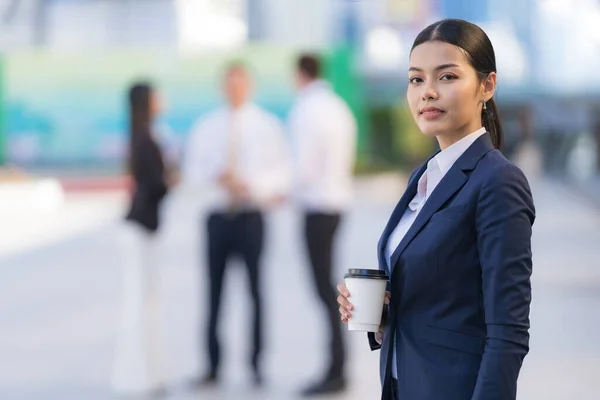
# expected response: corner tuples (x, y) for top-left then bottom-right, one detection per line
(226, 113), (240, 212)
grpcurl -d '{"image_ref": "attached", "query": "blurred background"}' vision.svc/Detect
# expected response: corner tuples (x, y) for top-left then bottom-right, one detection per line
(0, 0), (598, 399)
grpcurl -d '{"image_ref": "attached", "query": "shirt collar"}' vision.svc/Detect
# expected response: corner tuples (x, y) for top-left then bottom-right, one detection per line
(299, 79), (331, 97)
(226, 102), (254, 116)
(433, 127), (487, 176)
(407, 127), (486, 212)
(408, 171), (428, 211)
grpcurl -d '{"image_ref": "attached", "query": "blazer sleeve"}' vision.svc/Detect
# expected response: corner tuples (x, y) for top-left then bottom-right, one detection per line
(471, 163), (535, 400)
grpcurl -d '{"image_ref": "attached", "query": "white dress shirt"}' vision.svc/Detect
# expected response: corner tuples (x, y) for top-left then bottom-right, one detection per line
(385, 127), (487, 379)
(182, 103), (291, 212)
(288, 80), (357, 212)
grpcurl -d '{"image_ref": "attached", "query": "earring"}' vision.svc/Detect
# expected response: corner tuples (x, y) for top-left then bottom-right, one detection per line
(483, 98), (487, 110)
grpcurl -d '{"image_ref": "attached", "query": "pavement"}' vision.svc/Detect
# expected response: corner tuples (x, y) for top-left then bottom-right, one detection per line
(0, 172), (599, 400)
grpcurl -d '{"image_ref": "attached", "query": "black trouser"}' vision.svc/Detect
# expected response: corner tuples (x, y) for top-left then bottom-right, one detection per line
(392, 378), (398, 400)
(205, 211), (264, 375)
(382, 377), (399, 400)
(304, 212), (345, 379)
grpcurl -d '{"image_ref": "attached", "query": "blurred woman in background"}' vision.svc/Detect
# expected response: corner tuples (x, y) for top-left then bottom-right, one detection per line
(111, 82), (172, 398)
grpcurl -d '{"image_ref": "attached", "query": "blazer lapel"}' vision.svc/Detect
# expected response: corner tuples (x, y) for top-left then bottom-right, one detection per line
(377, 162), (429, 275)
(389, 133), (495, 272)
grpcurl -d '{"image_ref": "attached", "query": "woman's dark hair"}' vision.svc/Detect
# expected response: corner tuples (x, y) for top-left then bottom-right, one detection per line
(411, 19), (503, 149)
(127, 82), (153, 173)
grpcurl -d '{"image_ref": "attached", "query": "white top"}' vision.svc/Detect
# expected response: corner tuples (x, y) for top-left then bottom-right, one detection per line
(182, 103), (292, 212)
(288, 80), (357, 212)
(385, 126), (486, 378)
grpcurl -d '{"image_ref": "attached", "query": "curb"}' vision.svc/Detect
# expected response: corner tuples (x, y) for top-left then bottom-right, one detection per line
(58, 176), (131, 193)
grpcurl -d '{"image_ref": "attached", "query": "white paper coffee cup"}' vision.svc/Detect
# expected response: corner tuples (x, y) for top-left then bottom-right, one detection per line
(344, 269), (389, 332)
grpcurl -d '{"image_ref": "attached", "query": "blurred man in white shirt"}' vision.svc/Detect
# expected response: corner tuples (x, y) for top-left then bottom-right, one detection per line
(183, 63), (290, 387)
(288, 54), (357, 396)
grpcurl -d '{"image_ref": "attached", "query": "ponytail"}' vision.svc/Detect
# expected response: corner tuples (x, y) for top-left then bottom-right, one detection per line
(482, 97), (503, 150)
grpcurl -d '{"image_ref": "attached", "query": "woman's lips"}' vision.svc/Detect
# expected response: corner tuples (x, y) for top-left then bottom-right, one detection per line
(420, 107), (444, 120)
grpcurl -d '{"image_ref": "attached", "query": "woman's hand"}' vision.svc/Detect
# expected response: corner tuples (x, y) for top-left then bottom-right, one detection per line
(336, 282), (391, 325)
(336, 282), (354, 323)
(165, 169), (181, 187)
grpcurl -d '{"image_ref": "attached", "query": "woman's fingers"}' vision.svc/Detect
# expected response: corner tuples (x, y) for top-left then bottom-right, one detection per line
(337, 294), (353, 310)
(337, 282), (353, 323)
(336, 282), (353, 311)
(339, 306), (352, 322)
(336, 282), (350, 297)
(384, 291), (391, 305)
(338, 284), (390, 323)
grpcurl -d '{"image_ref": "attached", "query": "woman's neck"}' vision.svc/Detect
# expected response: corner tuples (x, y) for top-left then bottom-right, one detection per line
(436, 124), (484, 150)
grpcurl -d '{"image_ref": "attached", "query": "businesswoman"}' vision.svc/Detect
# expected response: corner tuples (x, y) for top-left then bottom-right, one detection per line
(337, 19), (535, 400)
(112, 82), (171, 397)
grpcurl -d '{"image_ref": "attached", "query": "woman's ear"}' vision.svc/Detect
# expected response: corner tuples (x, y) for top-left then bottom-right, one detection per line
(482, 72), (496, 101)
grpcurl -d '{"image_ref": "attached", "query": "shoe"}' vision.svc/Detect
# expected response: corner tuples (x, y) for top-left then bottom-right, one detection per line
(253, 371), (264, 387)
(189, 372), (218, 389)
(251, 357), (263, 387)
(113, 385), (167, 400)
(148, 386), (168, 399)
(300, 376), (346, 397)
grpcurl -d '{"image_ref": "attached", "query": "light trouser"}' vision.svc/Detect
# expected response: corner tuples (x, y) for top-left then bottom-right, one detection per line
(111, 221), (164, 395)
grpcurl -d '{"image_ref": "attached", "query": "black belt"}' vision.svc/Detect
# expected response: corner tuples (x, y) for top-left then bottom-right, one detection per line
(211, 209), (261, 218)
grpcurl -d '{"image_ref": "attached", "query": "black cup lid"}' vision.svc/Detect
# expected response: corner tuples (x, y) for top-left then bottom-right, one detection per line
(344, 268), (388, 280)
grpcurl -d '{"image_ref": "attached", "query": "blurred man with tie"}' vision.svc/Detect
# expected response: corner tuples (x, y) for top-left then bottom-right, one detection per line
(288, 54), (358, 396)
(183, 63), (290, 386)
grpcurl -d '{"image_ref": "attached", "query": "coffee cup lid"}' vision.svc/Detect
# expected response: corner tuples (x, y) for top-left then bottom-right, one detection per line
(344, 269), (388, 280)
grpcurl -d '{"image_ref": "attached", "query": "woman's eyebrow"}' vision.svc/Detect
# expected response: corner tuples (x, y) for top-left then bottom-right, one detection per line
(408, 63), (460, 72)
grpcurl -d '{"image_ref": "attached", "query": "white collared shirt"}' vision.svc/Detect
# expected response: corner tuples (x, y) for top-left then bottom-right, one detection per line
(385, 126), (486, 378)
(182, 103), (292, 211)
(288, 80), (357, 212)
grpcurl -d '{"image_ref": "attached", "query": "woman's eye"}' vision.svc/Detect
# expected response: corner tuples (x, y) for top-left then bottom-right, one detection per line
(409, 77), (422, 84)
(440, 74), (457, 81)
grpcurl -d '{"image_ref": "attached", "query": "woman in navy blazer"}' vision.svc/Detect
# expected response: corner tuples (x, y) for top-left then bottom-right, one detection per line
(337, 19), (535, 400)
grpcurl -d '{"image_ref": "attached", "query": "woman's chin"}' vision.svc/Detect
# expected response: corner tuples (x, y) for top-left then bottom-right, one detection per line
(417, 126), (443, 139)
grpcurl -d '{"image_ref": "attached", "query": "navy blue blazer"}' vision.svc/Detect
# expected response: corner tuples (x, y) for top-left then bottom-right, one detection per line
(368, 133), (535, 400)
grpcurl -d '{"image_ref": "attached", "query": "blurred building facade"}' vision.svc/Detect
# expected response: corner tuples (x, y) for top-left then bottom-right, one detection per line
(0, 0), (598, 186)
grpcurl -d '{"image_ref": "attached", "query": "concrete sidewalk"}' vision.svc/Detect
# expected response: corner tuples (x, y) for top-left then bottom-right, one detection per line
(0, 175), (599, 399)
